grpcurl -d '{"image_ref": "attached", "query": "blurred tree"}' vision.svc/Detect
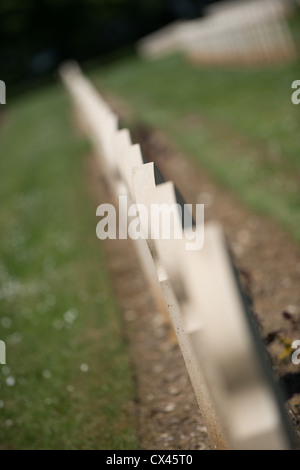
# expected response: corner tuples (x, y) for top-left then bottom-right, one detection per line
(0, 0), (222, 85)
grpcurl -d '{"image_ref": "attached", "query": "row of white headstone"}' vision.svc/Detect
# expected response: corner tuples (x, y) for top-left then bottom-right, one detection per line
(137, 0), (298, 66)
(59, 63), (295, 450)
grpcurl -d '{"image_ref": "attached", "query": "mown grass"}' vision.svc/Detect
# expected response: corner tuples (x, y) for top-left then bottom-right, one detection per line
(89, 52), (300, 242)
(0, 84), (138, 449)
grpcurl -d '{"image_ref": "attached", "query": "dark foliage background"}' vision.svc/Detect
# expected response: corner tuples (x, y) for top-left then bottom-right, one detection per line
(0, 0), (223, 85)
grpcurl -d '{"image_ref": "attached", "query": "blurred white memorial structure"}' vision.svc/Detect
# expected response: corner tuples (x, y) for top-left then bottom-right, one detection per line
(137, 0), (298, 66)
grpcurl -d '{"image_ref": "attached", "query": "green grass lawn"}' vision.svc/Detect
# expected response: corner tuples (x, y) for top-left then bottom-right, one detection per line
(90, 53), (300, 243)
(0, 85), (138, 449)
